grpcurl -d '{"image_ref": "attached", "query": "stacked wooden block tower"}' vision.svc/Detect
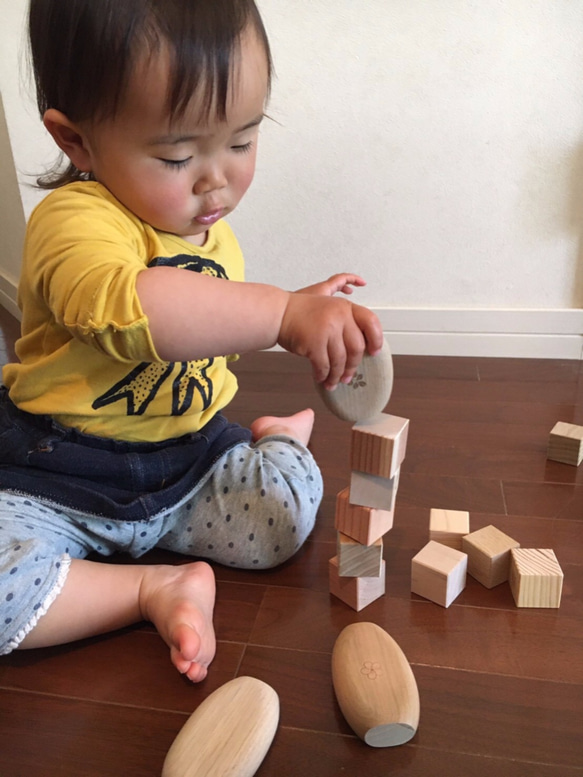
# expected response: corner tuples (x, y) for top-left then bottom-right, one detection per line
(410, 511), (564, 609)
(329, 413), (410, 611)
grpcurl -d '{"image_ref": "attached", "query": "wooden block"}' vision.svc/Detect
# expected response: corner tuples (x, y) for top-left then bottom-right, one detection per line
(316, 338), (394, 423)
(349, 468), (400, 511)
(509, 548), (564, 608)
(329, 556), (386, 611)
(411, 541), (467, 608)
(337, 532), (383, 577)
(332, 622), (420, 747)
(462, 524), (520, 588)
(547, 421), (583, 466)
(162, 676), (279, 777)
(429, 509), (470, 550)
(335, 487), (394, 545)
(350, 413), (409, 480)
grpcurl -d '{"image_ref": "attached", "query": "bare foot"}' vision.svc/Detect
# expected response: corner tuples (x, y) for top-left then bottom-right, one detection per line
(139, 561), (216, 683)
(250, 408), (315, 446)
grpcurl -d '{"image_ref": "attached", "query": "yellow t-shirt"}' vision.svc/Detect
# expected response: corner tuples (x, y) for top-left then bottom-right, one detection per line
(3, 182), (245, 442)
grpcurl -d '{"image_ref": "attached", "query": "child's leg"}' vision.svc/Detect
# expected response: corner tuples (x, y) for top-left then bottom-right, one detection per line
(0, 493), (215, 682)
(158, 410), (324, 569)
(18, 558), (216, 683)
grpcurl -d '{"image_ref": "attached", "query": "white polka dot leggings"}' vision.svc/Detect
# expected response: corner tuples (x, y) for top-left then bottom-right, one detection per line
(0, 434), (323, 654)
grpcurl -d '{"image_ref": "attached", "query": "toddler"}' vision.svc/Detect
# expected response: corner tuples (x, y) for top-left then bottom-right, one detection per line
(0, 0), (383, 682)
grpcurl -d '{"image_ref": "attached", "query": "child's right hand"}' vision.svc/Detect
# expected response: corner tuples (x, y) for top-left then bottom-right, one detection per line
(277, 291), (384, 391)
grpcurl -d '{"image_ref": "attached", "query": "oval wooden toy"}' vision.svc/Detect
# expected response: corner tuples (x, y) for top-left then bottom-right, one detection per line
(162, 676), (279, 777)
(332, 622), (420, 747)
(316, 338), (394, 423)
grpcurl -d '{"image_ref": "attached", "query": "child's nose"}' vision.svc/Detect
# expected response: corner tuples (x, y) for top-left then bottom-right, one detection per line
(193, 164), (227, 195)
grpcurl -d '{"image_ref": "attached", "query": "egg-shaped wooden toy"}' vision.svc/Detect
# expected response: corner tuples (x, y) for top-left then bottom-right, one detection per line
(162, 676), (279, 777)
(332, 622), (420, 747)
(316, 338), (393, 423)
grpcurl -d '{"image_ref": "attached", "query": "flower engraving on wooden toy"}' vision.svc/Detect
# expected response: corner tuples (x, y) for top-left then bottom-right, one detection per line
(350, 373), (367, 390)
(360, 661), (383, 680)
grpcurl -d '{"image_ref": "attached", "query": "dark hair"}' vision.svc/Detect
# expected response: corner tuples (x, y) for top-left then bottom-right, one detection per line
(29, 0), (272, 188)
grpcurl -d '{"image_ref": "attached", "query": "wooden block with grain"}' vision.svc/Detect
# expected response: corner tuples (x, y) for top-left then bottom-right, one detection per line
(335, 487), (394, 545)
(332, 622), (420, 747)
(509, 548), (564, 608)
(349, 468), (400, 511)
(329, 556), (386, 611)
(429, 508), (470, 550)
(411, 540), (467, 608)
(547, 421), (583, 466)
(337, 532), (383, 577)
(350, 413), (409, 480)
(462, 524), (520, 588)
(162, 676), (279, 777)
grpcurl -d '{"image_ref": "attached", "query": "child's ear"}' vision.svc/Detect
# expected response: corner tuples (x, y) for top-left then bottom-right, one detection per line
(43, 109), (93, 173)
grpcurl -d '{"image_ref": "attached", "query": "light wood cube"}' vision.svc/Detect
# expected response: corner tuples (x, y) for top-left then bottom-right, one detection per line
(547, 421), (583, 466)
(350, 413), (409, 480)
(411, 541), (467, 608)
(349, 469), (400, 511)
(337, 532), (383, 577)
(329, 556), (386, 611)
(429, 509), (470, 550)
(462, 525), (520, 588)
(509, 548), (563, 608)
(335, 487), (394, 545)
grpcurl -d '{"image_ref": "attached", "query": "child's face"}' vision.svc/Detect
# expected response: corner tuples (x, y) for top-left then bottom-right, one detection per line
(79, 29), (268, 245)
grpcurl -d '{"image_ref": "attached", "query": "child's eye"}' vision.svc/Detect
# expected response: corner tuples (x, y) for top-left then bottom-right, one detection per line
(159, 157), (191, 170)
(231, 141), (254, 154)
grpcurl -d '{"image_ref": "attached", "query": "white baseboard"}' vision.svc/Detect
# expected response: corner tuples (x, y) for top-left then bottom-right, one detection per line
(377, 308), (583, 359)
(0, 271), (20, 321)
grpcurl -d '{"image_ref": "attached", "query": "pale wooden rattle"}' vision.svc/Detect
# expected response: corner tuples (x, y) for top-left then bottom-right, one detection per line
(315, 338), (394, 423)
(332, 622), (420, 747)
(162, 676), (279, 777)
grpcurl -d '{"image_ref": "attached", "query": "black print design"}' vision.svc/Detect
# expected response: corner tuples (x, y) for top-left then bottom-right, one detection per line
(92, 255), (227, 416)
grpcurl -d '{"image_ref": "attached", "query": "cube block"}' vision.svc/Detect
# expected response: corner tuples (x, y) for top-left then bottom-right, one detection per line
(337, 532), (383, 577)
(411, 541), (467, 608)
(349, 469), (400, 511)
(547, 421), (583, 466)
(509, 548), (563, 608)
(329, 556), (386, 612)
(350, 413), (409, 480)
(462, 525), (520, 588)
(334, 487), (394, 545)
(429, 509), (470, 550)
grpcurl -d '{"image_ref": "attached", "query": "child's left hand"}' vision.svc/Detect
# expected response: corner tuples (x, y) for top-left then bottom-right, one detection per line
(295, 273), (366, 297)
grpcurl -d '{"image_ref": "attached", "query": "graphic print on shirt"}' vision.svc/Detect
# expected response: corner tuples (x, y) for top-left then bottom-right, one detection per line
(92, 255), (228, 416)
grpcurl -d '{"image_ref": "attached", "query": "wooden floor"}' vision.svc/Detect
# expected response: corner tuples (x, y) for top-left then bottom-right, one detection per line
(0, 304), (582, 776)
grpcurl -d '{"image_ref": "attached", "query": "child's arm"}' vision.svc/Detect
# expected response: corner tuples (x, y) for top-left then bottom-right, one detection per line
(136, 267), (383, 390)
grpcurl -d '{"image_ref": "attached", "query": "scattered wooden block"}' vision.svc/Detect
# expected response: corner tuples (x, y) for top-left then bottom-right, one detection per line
(349, 469), (400, 511)
(547, 421), (583, 466)
(329, 556), (386, 611)
(411, 541), (467, 608)
(332, 622), (420, 747)
(316, 338), (394, 423)
(162, 676), (279, 777)
(462, 524), (520, 588)
(509, 548), (563, 608)
(429, 509), (470, 550)
(337, 532), (383, 577)
(335, 487), (394, 545)
(350, 413), (409, 480)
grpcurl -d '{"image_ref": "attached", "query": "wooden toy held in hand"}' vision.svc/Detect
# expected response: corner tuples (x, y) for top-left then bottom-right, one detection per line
(316, 338), (394, 423)
(332, 622), (420, 747)
(162, 676), (279, 777)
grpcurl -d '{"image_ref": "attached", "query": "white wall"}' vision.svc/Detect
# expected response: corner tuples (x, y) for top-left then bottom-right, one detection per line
(2, 0), (583, 355)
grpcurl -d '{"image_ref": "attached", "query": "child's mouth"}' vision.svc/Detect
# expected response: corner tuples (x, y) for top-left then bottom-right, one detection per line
(194, 209), (223, 226)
